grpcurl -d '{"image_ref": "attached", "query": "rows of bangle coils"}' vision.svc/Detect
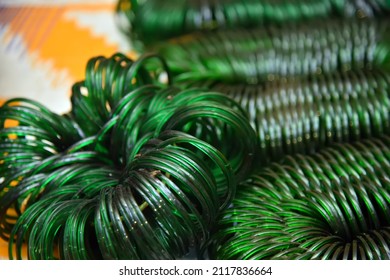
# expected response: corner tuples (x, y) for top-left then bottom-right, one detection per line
(153, 19), (390, 83)
(130, 2), (390, 260)
(187, 69), (390, 165)
(184, 66), (390, 259)
(117, 0), (390, 46)
(211, 136), (390, 260)
(0, 53), (258, 259)
(1, 1), (390, 260)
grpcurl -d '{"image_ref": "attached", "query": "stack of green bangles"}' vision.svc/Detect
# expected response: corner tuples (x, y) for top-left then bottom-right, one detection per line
(1, 0), (390, 259)
(210, 136), (390, 259)
(0, 54), (257, 259)
(117, 0), (390, 47)
(152, 19), (390, 83)
(183, 69), (390, 164)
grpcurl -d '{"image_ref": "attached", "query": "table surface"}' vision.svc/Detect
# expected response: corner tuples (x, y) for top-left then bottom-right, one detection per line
(0, 0), (135, 259)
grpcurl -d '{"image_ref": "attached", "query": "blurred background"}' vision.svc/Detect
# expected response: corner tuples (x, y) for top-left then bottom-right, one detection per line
(0, 0), (135, 115)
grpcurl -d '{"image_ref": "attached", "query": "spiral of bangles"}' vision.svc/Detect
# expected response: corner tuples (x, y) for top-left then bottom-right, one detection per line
(1, 0), (390, 259)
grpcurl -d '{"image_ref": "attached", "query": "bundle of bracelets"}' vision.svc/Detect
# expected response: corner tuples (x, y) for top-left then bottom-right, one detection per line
(2, 53), (389, 260)
(1, 0), (390, 260)
(116, 0), (390, 48)
(152, 19), (390, 83)
(0, 53), (258, 259)
(210, 136), (390, 260)
(181, 68), (390, 164)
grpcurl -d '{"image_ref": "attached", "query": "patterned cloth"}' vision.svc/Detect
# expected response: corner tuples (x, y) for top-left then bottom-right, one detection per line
(0, 0), (135, 114)
(0, 0), (134, 259)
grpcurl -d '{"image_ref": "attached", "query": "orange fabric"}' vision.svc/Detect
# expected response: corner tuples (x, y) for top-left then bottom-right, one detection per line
(0, 240), (9, 260)
(39, 9), (118, 83)
(0, 2), (137, 114)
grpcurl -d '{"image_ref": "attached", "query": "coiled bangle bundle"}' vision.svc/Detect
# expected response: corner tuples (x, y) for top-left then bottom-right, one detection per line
(0, 54), (258, 259)
(152, 19), (390, 83)
(210, 136), (390, 260)
(116, 0), (390, 47)
(0, 98), (84, 200)
(5, 131), (232, 259)
(70, 53), (172, 137)
(72, 55), (257, 177)
(2, 1), (390, 258)
(181, 69), (390, 165)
